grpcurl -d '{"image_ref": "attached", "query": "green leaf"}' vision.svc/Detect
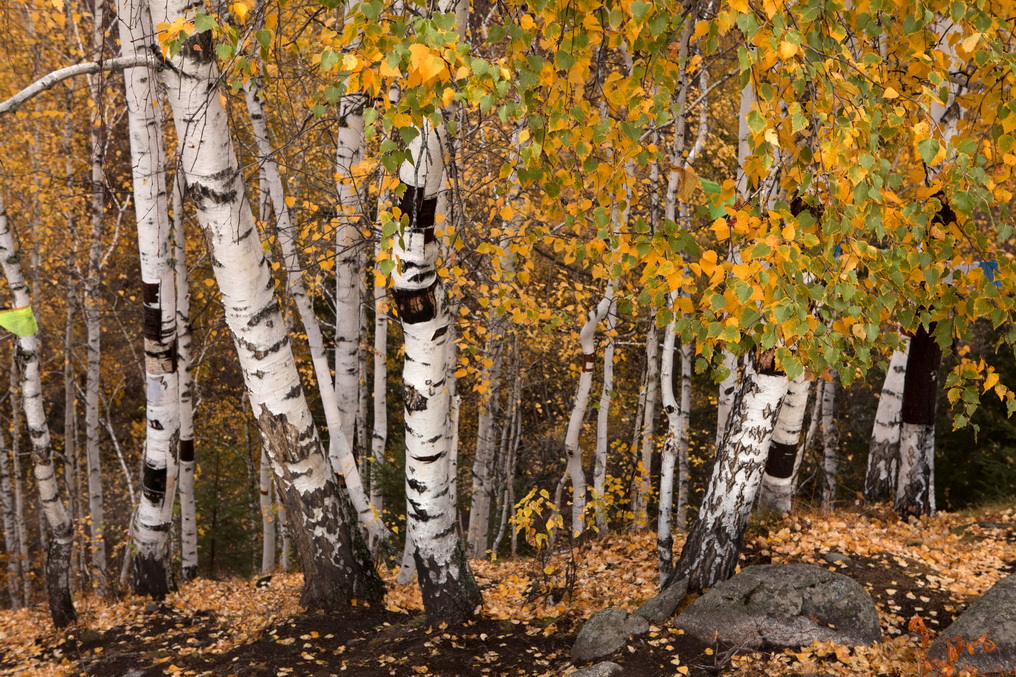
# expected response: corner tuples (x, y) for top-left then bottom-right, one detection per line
(194, 13), (216, 33)
(917, 138), (940, 165)
(320, 50), (339, 73)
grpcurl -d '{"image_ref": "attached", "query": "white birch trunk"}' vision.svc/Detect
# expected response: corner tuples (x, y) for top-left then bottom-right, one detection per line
(632, 321), (659, 531)
(714, 351), (738, 450)
(895, 325), (941, 518)
(148, 0), (382, 608)
(334, 95), (366, 458)
(243, 84), (388, 549)
(671, 354), (788, 591)
(591, 294), (617, 534)
(117, 0), (181, 597)
(370, 240), (388, 519)
(563, 296), (611, 538)
(675, 343), (692, 530)
(9, 385), (29, 608)
(465, 311), (506, 557)
(657, 311), (680, 581)
(392, 122), (480, 621)
(0, 196), (76, 626)
(0, 430), (22, 609)
(174, 173), (198, 582)
(757, 374), (811, 513)
(821, 372), (839, 509)
(865, 340), (910, 502)
(259, 445), (276, 575)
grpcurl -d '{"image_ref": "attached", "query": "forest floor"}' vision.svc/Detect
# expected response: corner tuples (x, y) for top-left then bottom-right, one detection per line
(2, 503), (1016, 676)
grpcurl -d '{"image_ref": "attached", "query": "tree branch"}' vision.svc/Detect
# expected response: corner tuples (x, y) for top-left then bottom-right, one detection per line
(0, 55), (161, 115)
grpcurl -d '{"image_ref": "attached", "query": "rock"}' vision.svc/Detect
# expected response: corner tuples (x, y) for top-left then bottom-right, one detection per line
(635, 577), (689, 624)
(572, 608), (649, 663)
(673, 564), (880, 650)
(570, 661), (624, 677)
(929, 573), (1016, 674)
(822, 552), (853, 566)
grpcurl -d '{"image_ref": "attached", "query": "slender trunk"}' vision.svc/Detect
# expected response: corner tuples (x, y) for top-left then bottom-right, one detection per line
(821, 371), (839, 509)
(466, 312), (506, 558)
(0, 197), (76, 626)
(11, 357), (31, 606)
(864, 341), (909, 502)
(0, 429), (22, 608)
(62, 272), (79, 594)
(563, 296), (611, 538)
(392, 122), (480, 622)
(757, 374), (811, 513)
(895, 324), (941, 518)
(670, 353), (788, 592)
(675, 343), (692, 530)
(657, 317), (680, 582)
(370, 237), (388, 520)
(277, 483), (289, 572)
(174, 173), (198, 582)
(116, 0), (181, 598)
(259, 445), (276, 575)
(632, 322), (660, 531)
(148, 0), (382, 608)
(592, 297), (618, 534)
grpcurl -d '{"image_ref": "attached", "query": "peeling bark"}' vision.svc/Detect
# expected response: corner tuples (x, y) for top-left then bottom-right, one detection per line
(865, 340), (909, 502)
(757, 374), (811, 513)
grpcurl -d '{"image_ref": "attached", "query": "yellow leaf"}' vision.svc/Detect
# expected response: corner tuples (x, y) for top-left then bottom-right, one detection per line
(984, 371), (1000, 392)
(884, 87), (899, 99)
(764, 127), (780, 147)
(230, 1), (249, 22)
(778, 40), (798, 59)
(961, 32), (981, 54)
(285, 196), (296, 208)
(692, 20), (710, 40)
(408, 43), (447, 85)
(710, 218), (730, 241)
(499, 205), (514, 220)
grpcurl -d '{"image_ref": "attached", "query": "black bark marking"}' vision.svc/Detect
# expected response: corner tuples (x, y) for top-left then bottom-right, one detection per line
(179, 439), (195, 463)
(399, 185), (438, 237)
(142, 465), (167, 502)
(413, 541), (481, 624)
(764, 441), (798, 479)
(404, 383), (428, 412)
(407, 477), (426, 493)
(393, 282), (438, 325)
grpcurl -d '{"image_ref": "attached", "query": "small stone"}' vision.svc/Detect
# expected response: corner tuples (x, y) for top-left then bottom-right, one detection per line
(822, 552), (853, 566)
(573, 608), (649, 663)
(570, 661), (624, 677)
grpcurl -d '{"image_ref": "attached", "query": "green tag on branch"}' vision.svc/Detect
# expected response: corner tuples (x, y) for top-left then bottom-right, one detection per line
(0, 306), (37, 337)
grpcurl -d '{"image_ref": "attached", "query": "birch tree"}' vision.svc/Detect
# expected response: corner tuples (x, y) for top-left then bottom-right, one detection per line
(757, 374), (811, 513)
(864, 341), (909, 502)
(148, 0), (383, 608)
(0, 195), (76, 626)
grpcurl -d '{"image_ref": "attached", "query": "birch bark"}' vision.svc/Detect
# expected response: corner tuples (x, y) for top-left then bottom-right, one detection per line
(757, 374), (811, 513)
(392, 122), (480, 622)
(821, 372), (839, 509)
(148, 0), (383, 608)
(116, 0), (181, 598)
(0, 196), (76, 626)
(864, 341), (909, 502)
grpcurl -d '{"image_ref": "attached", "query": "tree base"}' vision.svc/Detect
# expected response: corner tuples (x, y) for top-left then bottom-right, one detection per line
(132, 554), (171, 599)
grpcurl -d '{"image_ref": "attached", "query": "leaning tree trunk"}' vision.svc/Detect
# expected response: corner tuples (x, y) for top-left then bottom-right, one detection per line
(391, 122), (481, 623)
(714, 351), (738, 450)
(0, 196), (76, 627)
(244, 83), (388, 549)
(895, 324), (941, 519)
(173, 173), (198, 582)
(9, 366), (30, 606)
(669, 352), (788, 592)
(757, 373), (811, 513)
(117, 0), (181, 598)
(865, 340), (909, 502)
(147, 0), (383, 609)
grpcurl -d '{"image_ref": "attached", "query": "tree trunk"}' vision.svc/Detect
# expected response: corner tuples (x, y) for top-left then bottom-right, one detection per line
(147, 0), (383, 609)
(370, 236), (389, 523)
(670, 353), (788, 592)
(821, 372), (839, 509)
(632, 321), (660, 531)
(174, 173), (198, 582)
(116, 0), (181, 598)
(466, 311), (507, 557)
(0, 428), (22, 609)
(657, 315), (683, 582)
(714, 351), (738, 450)
(865, 340), (909, 502)
(895, 324), (941, 518)
(392, 122), (480, 623)
(0, 196), (76, 626)
(757, 374), (811, 513)
(244, 84), (388, 549)
(259, 446), (276, 575)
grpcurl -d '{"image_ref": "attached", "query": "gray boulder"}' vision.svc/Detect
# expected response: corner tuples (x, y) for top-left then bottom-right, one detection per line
(929, 573), (1016, 674)
(673, 564), (880, 650)
(570, 661), (624, 677)
(572, 608), (649, 662)
(634, 577), (689, 624)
